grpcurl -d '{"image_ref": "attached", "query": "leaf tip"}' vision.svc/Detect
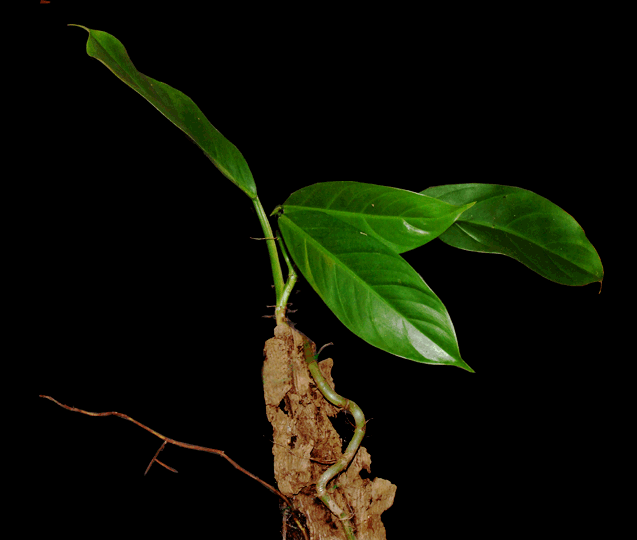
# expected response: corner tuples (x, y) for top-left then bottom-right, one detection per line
(457, 358), (475, 373)
(68, 24), (90, 35)
(460, 200), (477, 214)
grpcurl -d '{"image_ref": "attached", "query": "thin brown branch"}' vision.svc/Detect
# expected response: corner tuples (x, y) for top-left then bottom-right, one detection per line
(155, 459), (178, 474)
(145, 440), (176, 475)
(39, 394), (291, 507)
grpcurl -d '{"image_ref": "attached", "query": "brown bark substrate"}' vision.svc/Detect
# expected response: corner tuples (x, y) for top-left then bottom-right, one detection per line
(263, 324), (396, 539)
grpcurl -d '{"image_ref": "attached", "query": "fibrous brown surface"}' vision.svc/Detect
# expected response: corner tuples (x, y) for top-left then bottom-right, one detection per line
(263, 324), (396, 539)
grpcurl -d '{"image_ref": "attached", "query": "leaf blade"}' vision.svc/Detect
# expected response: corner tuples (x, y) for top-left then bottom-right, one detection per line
(279, 209), (471, 371)
(282, 181), (474, 253)
(422, 183), (603, 286)
(69, 25), (257, 198)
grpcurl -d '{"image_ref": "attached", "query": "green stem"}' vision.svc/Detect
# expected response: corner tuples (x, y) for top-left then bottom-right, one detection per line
(276, 229), (298, 317)
(300, 333), (364, 540)
(251, 197), (286, 323)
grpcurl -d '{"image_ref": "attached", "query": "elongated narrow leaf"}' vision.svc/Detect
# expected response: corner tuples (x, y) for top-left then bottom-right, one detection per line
(279, 209), (472, 371)
(69, 25), (257, 199)
(282, 181), (475, 253)
(422, 183), (603, 286)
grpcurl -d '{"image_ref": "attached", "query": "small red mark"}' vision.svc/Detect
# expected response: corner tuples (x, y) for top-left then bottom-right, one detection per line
(40, 1), (51, 4)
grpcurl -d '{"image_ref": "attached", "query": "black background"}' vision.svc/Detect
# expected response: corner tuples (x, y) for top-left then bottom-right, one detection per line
(32, 2), (615, 538)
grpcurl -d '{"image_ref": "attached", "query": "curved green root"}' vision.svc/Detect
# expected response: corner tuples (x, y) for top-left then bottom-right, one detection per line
(298, 332), (365, 540)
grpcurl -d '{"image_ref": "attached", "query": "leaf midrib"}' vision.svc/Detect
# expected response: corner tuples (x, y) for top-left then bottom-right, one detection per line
(285, 216), (453, 345)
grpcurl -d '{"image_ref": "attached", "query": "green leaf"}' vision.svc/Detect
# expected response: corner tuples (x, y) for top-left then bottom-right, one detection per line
(282, 181), (475, 253)
(278, 209), (472, 371)
(422, 183), (603, 286)
(68, 25), (257, 199)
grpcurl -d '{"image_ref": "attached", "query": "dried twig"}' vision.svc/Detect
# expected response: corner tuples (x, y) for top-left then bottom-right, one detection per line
(39, 394), (291, 507)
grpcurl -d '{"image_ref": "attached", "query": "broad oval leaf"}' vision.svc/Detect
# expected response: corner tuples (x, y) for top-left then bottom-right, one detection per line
(282, 181), (475, 253)
(421, 183), (603, 286)
(69, 25), (257, 199)
(278, 209), (472, 371)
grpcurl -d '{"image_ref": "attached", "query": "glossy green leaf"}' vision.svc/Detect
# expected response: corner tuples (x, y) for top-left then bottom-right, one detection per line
(279, 209), (472, 371)
(422, 183), (603, 286)
(282, 181), (475, 253)
(69, 25), (257, 199)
